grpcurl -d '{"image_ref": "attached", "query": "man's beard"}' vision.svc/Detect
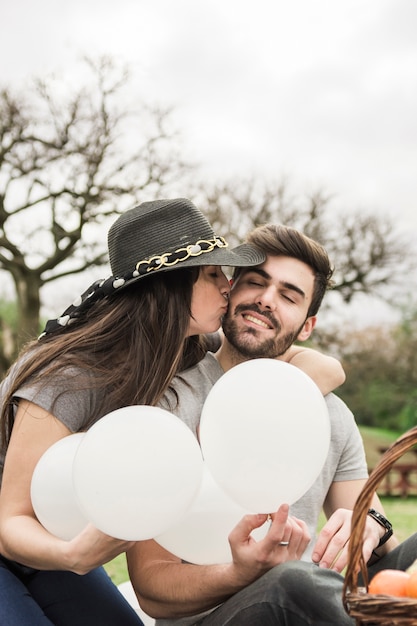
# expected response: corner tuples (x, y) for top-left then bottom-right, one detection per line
(222, 303), (305, 359)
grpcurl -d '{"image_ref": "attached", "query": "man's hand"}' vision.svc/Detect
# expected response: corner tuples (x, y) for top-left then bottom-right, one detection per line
(311, 508), (383, 572)
(227, 503), (311, 586)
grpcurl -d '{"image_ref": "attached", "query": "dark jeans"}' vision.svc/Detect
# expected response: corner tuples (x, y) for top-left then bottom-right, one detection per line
(194, 533), (417, 626)
(0, 555), (144, 626)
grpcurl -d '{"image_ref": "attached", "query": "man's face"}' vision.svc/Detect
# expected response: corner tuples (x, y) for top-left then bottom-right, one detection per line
(222, 255), (316, 358)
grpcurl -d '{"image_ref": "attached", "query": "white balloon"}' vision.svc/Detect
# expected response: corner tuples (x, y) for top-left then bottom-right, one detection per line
(155, 465), (269, 564)
(199, 359), (330, 513)
(31, 433), (88, 540)
(72, 405), (204, 540)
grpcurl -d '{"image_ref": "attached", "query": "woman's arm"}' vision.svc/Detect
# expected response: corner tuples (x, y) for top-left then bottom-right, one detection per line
(0, 399), (133, 573)
(281, 345), (345, 395)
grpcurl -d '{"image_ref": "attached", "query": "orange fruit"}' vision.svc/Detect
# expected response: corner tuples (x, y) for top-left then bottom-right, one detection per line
(406, 571), (417, 598)
(368, 570), (410, 597)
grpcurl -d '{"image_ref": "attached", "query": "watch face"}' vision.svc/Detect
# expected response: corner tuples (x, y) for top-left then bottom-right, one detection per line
(368, 508), (392, 530)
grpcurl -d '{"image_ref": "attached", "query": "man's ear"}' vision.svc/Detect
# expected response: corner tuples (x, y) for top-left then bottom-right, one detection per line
(297, 316), (317, 342)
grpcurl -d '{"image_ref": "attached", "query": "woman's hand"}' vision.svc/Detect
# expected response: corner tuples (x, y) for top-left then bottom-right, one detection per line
(63, 524), (135, 575)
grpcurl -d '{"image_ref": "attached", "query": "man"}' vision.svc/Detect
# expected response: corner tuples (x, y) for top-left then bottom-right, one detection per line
(128, 224), (397, 625)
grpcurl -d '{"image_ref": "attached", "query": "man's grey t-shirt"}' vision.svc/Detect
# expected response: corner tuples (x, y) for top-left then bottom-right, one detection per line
(157, 352), (369, 626)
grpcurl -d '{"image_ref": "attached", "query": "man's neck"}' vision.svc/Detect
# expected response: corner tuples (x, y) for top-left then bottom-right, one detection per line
(215, 339), (248, 372)
(215, 337), (296, 372)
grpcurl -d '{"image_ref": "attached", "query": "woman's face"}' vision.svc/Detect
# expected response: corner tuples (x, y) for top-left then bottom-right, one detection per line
(188, 266), (230, 336)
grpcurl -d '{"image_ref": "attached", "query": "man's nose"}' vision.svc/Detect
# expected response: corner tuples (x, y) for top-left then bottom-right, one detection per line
(256, 286), (277, 310)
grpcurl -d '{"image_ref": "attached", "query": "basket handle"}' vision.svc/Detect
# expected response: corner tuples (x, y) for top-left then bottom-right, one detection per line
(343, 425), (417, 609)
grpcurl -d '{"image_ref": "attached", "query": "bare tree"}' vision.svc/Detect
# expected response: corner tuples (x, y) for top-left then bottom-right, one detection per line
(195, 178), (414, 305)
(0, 57), (189, 357)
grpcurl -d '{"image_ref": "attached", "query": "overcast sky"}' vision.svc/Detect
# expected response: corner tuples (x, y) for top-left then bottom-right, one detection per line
(2, 0), (417, 323)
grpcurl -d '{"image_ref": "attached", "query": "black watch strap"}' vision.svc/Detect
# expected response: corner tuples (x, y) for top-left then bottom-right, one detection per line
(367, 508), (393, 547)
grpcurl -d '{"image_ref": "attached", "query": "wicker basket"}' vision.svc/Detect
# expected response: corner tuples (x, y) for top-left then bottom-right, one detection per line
(343, 425), (417, 625)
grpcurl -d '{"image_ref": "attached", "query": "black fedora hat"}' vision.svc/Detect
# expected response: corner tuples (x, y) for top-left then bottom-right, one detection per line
(108, 197), (265, 280)
(40, 198), (265, 337)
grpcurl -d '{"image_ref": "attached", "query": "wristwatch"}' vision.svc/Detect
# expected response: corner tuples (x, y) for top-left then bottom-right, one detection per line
(367, 508), (393, 547)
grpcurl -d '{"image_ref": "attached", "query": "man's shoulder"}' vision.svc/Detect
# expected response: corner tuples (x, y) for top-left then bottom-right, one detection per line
(325, 392), (351, 414)
(178, 352), (223, 385)
(160, 353), (223, 419)
(325, 392), (360, 440)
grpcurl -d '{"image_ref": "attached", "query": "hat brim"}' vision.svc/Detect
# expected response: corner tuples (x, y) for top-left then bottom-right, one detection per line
(115, 242), (265, 290)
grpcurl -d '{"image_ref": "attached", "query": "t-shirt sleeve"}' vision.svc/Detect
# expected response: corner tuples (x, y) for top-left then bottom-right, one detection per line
(326, 393), (369, 481)
(15, 368), (99, 433)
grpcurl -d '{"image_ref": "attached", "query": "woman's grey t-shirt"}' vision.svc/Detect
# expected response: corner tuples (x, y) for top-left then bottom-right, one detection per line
(0, 361), (101, 485)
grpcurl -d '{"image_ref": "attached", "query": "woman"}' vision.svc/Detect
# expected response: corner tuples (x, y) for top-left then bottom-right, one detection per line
(0, 198), (266, 625)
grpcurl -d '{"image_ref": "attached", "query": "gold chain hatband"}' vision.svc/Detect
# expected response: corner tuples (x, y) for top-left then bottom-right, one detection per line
(135, 236), (228, 274)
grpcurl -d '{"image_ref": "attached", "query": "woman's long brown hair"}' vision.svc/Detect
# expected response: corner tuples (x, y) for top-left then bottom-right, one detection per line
(1, 267), (206, 450)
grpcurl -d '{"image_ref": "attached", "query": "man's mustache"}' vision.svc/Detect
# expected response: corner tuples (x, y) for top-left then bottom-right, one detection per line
(232, 303), (280, 331)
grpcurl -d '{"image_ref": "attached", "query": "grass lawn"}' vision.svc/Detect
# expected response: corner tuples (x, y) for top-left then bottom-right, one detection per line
(104, 426), (417, 586)
(358, 425), (417, 543)
(105, 552), (129, 586)
(381, 496), (416, 543)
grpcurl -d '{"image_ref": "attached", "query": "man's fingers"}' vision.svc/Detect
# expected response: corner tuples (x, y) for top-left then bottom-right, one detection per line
(229, 513), (270, 543)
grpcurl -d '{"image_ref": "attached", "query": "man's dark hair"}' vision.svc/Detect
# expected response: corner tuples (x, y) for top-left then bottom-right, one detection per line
(234, 224), (334, 317)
